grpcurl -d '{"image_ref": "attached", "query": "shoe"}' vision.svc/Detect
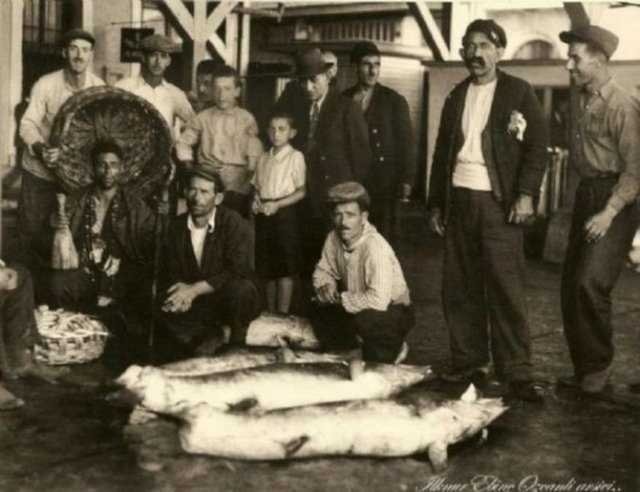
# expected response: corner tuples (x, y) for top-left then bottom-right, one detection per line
(509, 380), (545, 403)
(581, 368), (611, 394)
(440, 365), (490, 386)
(557, 374), (581, 389)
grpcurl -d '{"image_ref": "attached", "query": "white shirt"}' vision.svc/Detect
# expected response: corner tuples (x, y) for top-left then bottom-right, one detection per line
(19, 69), (105, 181)
(252, 145), (306, 200)
(453, 79), (497, 191)
(187, 210), (216, 268)
(115, 76), (195, 139)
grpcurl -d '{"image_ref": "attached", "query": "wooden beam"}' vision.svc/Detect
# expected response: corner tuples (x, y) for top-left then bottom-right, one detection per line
(238, 3), (251, 77)
(163, 0), (194, 38)
(192, 0), (208, 86)
(409, 1), (450, 61)
(206, 2), (238, 34)
(563, 2), (590, 28)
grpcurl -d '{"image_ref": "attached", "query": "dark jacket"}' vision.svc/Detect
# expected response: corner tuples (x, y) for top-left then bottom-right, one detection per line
(343, 83), (416, 196)
(427, 70), (549, 219)
(275, 86), (372, 216)
(162, 206), (254, 293)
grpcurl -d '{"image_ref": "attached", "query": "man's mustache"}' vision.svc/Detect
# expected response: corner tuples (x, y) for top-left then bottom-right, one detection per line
(467, 57), (485, 67)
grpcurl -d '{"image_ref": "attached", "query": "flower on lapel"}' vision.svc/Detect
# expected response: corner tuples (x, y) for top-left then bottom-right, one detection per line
(508, 110), (527, 141)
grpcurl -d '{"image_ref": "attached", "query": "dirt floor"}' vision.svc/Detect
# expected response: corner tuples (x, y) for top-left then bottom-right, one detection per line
(1, 204), (640, 492)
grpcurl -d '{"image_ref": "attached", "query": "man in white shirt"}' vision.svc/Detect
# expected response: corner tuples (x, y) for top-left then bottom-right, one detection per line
(116, 33), (195, 140)
(310, 181), (413, 363)
(18, 29), (104, 283)
(427, 20), (548, 402)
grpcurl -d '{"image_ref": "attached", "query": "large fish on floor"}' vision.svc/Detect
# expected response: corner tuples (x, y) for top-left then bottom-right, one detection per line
(175, 385), (507, 472)
(241, 312), (320, 349)
(117, 360), (433, 416)
(117, 346), (360, 424)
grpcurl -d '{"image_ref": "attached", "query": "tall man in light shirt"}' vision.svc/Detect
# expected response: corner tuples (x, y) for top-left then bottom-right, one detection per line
(159, 162), (261, 359)
(311, 182), (413, 363)
(557, 26), (640, 394)
(427, 20), (548, 402)
(18, 29), (104, 284)
(116, 33), (195, 140)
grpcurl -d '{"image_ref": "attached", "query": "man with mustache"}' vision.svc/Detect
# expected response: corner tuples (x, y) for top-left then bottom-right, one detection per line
(427, 19), (548, 401)
(18, 29), (104, 293)
(310, 181), (413, 363)
(343, 41), (415, 244)
(557, 26), (640, 394)
(158, 162), (261, 359)
(116, 33), (194, 140)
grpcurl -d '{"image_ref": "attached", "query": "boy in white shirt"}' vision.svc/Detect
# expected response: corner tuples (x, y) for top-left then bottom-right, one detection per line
(252, 113), (306, 313)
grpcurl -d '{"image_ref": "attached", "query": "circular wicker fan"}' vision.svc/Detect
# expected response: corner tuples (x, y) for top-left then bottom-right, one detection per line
(50, 86), (173, 196)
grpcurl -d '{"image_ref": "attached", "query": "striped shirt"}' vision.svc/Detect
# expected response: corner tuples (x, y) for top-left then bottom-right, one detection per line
(313, 221), (410, 314)
(19, 69), (105, 181)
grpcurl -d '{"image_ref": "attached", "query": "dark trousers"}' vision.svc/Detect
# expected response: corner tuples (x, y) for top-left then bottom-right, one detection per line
(0, 264), (37, 374)
(443, 188), (532, 381)
(299, 199), (331, 277)
(159, 277), (262, 353)
(17, 170), (58, 300)
(309, 303), (414, 363)
(368, 194), (398, 247)
(561, 178), (639, 377)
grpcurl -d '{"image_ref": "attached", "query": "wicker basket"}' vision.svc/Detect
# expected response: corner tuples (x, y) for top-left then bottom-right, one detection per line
(34, 308), (109, 365)
(49, 86), (173, 197)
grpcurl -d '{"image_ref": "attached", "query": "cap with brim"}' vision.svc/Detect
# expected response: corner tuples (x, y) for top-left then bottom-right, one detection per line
(296, 48), (333, 78)
(185, 163), (221, 186)
(61, 28), (95, 47)
(463, 19), (507, 48)
(140, 33), (177, 54)
(326, 181), (370, 207)
(559, 25), (619, 59)
(351, 41), (381, 63)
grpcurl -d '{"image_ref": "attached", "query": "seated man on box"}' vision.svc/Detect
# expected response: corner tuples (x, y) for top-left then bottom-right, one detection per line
(310, 181), (413, 363)
(0, 261), (66, 410)
(158, 163), (262, 358)
(47, 139), (156, 329)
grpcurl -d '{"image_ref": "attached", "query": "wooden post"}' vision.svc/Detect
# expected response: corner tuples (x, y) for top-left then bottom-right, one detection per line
(192, 0), (208, 87)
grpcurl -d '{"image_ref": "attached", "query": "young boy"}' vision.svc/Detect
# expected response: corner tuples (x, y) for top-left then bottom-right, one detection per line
(176, 64), (263, 217)
(252, 113), (306, 314)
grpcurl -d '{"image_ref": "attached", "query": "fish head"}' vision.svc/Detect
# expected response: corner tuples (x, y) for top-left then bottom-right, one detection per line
(442, 385), (508, 445)
(115, 365), (144, 388)
(359, 362), (434, 390)
(130, 366), (174, 413)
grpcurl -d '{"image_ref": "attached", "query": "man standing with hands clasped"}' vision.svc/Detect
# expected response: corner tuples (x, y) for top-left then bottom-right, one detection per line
(427, 19), (549, 402)
(558, 26), (640, 394)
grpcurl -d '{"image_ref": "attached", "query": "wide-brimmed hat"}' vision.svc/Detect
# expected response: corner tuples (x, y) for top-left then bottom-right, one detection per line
(559, 25), (618, 59)
(140, 33), (177, 54)
(296, 48), (333, 78)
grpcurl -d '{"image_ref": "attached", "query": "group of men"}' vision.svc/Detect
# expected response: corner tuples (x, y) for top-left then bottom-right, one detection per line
(2, 17), (639, 409)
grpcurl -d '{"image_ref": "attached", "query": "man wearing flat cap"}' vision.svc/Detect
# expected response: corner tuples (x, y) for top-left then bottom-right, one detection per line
(18, 28), (104, 294)
(557, 25), (640, 394)
(427, 19), (549, 402)
(157, 162), (261, 358)
(343, 41), (415, 244)
(116, 33), (194, 139)
(310, 181), (413, 363)
(275, 47), (371, 274)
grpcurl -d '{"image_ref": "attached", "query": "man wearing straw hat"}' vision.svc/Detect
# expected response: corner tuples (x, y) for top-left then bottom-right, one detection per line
(18, 28), (104, 293)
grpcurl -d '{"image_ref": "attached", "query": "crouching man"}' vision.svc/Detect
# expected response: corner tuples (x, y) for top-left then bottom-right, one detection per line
(0, 262), (66, 410)
(310, 181), (413, 363)
(158, 163), (262, 359)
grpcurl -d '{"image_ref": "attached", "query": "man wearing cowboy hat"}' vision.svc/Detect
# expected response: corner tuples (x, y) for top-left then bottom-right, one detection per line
(276, 47), (371, 275)
(557, 25), (640, 395)
(343, 41), (415, 244)
(18, 28), (104, 295)
(158, 162), (261, 358)
(427, 19), (549, 402)
(116, 33), (195, 139)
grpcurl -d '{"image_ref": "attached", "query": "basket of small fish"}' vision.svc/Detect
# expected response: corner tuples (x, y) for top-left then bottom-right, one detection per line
(34, 305), (109, 365)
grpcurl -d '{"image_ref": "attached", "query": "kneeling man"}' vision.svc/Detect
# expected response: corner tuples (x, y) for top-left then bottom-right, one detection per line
(310, 181), (413, 362)
(159, 163), (261, 357)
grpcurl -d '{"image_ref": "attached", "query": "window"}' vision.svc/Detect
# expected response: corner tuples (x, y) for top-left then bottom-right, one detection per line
(513, 40), (555, 60)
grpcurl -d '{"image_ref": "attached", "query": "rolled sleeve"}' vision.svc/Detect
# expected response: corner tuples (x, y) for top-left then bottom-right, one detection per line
(175, 116), (202, 162)
(20, 80), (48, 148)
(291, 152), (306, 188)
(607, 104), (640, 211)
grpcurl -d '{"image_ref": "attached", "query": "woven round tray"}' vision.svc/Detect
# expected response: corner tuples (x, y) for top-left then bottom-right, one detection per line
(50, 86), (172, 196)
